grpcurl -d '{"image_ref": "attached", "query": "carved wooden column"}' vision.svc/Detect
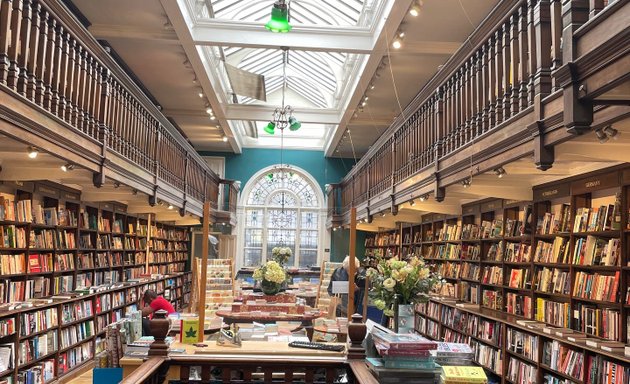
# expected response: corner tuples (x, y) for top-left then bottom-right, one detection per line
(550, 0), (562, 91)
(347, 313), (367, 360)
(518, 4), (529, 110)
(93, 67), (111, 188)
(510, 13), (520, 116)
(16, 0), (32, 95)
(26, 1), (40, 100)
(34, 7), (48, 104)
(534, 0), (553, 98)
(488, 36), (496, 129)
(148, 310), (170, 356)
(502, 21), (512, 121)
(6, 0), (22, 90)
(494, 30), (504, 125)
(0, 0), (13, 85)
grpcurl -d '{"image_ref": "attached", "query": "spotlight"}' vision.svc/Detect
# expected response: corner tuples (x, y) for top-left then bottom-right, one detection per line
(392, 38), (402, 49)
(409, 3), (421, 16)
(409, 200), (416, 207)
(380, 211), (386, 217)
(333, 227), (338, 232)
(222, 135), (228, 142)
(132, 189), (138, 195)
(595, 128), (608, 144)
(462, 179), (471, 188)
(198, 92), (204, 98)
(168, 204), (174, 210)
(370, 83), (375, 90)
(113, 181), (121, 189)
(419, 194), (429, 202)
(210, 115), (216, 121)
(494, 167), (507, 178)
(60, 163), (75, 172)
(602, 125), (620, 140)
(206, 107), (213, 115)
(158, 200), (164, 206)
(265, 1), (292, 33)
(264, 121), (276, 135)
(27, 146), (39, 159)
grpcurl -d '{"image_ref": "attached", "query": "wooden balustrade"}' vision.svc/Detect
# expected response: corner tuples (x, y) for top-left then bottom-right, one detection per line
(337, 0), (574, 214)
(0, 0), (219, 212)
(218, 179), (239, 214)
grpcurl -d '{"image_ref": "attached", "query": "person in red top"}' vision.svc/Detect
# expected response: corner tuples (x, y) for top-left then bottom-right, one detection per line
(141, 289), (176, 335)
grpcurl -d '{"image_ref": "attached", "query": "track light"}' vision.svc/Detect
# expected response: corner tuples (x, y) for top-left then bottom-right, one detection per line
(370, 83), (375, 90)
(27, 146), (39, 159)
(494, 167), (507, 178)
(595, 128), (608, 144)
(198, 92), (204, 98)
(222, 135), (228, 142)
(409, 200), (416, 207)
(206, 107), (213, 115)
(462, 179), (471, 188)
(265, 0), (292, 33)
(132, 189), (138, 195)
(410, 3), (421, 16)
(60, 163), (75, 172)
(113, 181), (121, 189)
(158, 200), (164, 206)
(168, 204), (174, 210)
(602, 125), (619, 140)
(392, 32), (404, 49)
(419, 194), (429, 202)
(380, 211), (386, 217)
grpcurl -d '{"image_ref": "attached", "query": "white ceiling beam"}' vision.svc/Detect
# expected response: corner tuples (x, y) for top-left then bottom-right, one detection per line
(190, 21), (374, 53)
(223, 105), (341, 124)
(88, 24), (180, 44)
(450, 185), (533, 201)
(403, 202), (462, 215)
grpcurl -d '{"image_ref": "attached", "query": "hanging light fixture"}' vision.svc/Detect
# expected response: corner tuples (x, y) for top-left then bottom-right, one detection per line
(265, 0), (292, 33)
(264, 48), (301, 135)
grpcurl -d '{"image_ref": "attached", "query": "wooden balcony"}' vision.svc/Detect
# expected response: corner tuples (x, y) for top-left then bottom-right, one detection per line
(214, 179), (239, 226)
(332, 0), (630, 221)
(0, 0), (224, 219)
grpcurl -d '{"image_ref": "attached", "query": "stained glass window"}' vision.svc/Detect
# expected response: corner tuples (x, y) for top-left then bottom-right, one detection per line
(243, 168), (321, 268)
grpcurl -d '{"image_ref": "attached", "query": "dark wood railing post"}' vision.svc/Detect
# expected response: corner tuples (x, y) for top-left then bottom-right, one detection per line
(26, 1), (41, 99)
(550, 0), (563, 90)
(0, 0), (12, 85)
(93, 67), (111, 188)
(561, 0), (589, 63)
(16, 0), (31, 95)
(494, 30), (504, 125)
(181, 153), (189, 216)
(502, 20), (512, 121)
(34, 6), (48, 105)
(6, 0), (22, 90)
(518, 3), (529, 110)
(347, 313), (367, 360)
(588, 0), (605, 18)
(533, 0), (553, 98)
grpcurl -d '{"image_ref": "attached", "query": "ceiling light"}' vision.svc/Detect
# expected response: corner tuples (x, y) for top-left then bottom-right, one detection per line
(264, 121), (276, 135)
(27, 146), (38, 159)
(265, 1), (292, 33)
(462, 179), (471, 188)
(409, 200), (416, 206)
(198, 92), (204, 98)
(222, 135), (228, 142)
(602, 125), (620, 140)
(494, 167), (507, 178)
(419, 194), (429, 202)
(370, 84), (375, 90)
(410, 3), (421, 16)
(392, 38), (402, 49)
(595, 128), (608, 144)
(380, 211), (386, 217)
(206, 107), (213, 115)
(210, 115), (216, 121)
(288, 116), (301, 131)
(113, 181), (121, 189)
(361, 101), (367, 107)
(60, 163), (75, 172)
(168, 204), (174, 210)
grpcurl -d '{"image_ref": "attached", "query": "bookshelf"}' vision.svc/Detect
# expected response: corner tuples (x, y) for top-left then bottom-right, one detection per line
(0, 180), (192, 383)
(363, 228), (401, 267)
(415, 165), (630, 384)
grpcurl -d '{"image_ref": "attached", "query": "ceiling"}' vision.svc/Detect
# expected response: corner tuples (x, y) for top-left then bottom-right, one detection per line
(69, 0), (500, 159)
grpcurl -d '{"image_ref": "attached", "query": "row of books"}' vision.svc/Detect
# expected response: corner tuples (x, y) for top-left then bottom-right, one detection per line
(506, 327), (538, 361)
(506, 292), (532, 318)
(18, 330), (58, 366)
(572, 236), (619, 266)
(0, 225), (26, 248)
(16, 359), (55, 384)
(535, 268), (570, 295)
(575, 305), (620, 341)
(365, 233), (400, 247)
(472, 340), (502, 373)
(542, 340), (584, 381)
(573, 203), (620, 233)
(507, 357), (536, 384)
(572, 271), (620, 302)
(536, 204), (571, 235)
(59, 320), (94, 347)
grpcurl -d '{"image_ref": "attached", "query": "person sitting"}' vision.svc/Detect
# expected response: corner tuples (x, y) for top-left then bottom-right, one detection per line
(141, 289), (176, 336)
(327, 256), (366, 317)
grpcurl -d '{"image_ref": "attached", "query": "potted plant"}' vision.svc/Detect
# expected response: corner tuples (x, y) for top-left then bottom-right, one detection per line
(367, 255), (439, 333)
(252, 260), (288, 296)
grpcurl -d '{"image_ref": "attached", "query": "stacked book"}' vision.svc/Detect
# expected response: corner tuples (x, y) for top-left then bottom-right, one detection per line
(124, 336), (175, 357)
(433, 342), (474, 366)
(441, 366), (488, 384)
(367, 325), (442, 384)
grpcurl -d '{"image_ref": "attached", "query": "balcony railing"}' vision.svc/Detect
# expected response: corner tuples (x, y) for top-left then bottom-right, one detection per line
(0, 0), (223, 217)
(333, 0), (625, 218)
(219, 179), (239, 214)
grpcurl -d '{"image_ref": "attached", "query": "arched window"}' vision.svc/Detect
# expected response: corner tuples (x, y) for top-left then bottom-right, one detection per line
(241, 167), (323, 268)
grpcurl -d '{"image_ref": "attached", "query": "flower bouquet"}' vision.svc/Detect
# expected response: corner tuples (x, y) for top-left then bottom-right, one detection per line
(252, 260), (288, 295)
(271, 246), (292, 265)
(367, 255), (439, 318)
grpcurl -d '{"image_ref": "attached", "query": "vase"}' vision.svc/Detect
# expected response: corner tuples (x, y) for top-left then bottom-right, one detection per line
(261, 279), (282, 295)
(396, 304), (415, 334)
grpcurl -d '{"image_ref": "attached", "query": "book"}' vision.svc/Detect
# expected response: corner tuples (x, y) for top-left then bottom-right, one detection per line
(179, 318), (200, 344)
(442, 366), (488, 383)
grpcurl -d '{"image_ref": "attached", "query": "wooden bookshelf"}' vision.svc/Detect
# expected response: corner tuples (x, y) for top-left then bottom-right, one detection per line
(416, 165), (630, 384)
(0, 180), (192, 383)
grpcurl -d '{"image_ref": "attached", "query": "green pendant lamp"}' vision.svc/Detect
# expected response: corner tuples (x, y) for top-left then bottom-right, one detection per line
(264, 121), (276, 134)
(288, 116), (301, 131)
(265, 1), (292, 33)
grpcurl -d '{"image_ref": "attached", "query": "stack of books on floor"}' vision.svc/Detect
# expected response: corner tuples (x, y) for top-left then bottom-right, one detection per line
(367, 325), (442, 383)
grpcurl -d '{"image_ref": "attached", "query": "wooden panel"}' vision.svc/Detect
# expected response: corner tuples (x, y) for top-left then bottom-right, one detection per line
(533, 181), (571, 201)
(571, 170), (619, 194)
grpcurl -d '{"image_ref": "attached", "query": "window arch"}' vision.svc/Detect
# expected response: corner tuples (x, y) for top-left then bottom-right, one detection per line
(241, 166), (323, 268)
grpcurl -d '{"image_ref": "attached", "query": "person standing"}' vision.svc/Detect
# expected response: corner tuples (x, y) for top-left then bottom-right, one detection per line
(327, 256), (366, 317)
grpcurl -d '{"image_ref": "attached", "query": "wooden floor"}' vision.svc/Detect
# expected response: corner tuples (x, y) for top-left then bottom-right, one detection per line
(65, 369), (93, 384)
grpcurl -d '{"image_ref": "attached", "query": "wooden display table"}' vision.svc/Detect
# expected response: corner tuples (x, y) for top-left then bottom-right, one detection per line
(215, 309), (324, 340)
(313, 325), (347, 342)
(120, 340), (346, 379)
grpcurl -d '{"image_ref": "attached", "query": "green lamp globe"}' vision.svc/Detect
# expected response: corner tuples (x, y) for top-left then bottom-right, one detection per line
(288, 116), (301, 131)
(264, 121), (276, 135)
(265, 3), (292, 33)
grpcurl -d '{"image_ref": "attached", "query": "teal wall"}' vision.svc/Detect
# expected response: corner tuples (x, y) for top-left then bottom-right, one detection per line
(330, 229), (367, 263)
(199, 148), (354, 192)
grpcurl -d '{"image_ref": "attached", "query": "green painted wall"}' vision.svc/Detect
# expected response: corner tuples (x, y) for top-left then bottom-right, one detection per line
(199, 148), (354, 192)
(330, 229), (367, 263)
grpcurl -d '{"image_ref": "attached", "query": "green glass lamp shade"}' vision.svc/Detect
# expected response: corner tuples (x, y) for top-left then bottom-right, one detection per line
(288, 116), (301, 131)
(265, 4), (292, 33)
(264, 121), (276, 135)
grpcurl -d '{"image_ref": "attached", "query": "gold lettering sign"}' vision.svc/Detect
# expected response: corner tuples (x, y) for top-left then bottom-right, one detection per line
(65, 193), (78, 200)
(585, 180), (601, 188)
(542, 189), (558, 197)
(39, 187), (55, 194)
(15, 181), (23, 186)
